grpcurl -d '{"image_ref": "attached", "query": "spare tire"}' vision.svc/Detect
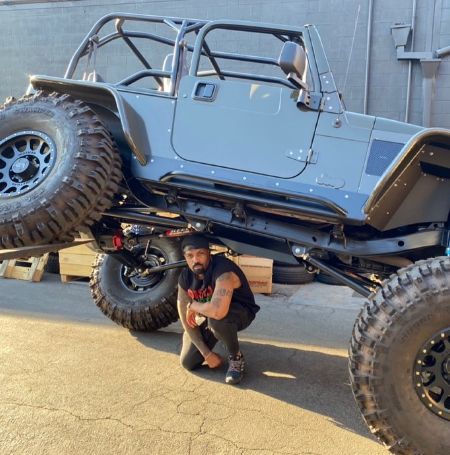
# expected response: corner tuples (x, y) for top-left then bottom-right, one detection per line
(315, 272), (347, 286)
(44, 252), (60, 274)
(90, 237), (183, 331)
(0, 92), (122, 248)
(272, 261), (315, 285)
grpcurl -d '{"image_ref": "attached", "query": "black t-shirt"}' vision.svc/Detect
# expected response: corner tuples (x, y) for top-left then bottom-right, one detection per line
(178, 255), (260, 316)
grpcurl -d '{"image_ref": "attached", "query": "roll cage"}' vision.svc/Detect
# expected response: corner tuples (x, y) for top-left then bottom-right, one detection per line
(63, 13), (314, 96)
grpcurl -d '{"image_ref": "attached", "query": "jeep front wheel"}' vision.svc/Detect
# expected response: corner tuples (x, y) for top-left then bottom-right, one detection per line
(0, 92), (122, 248)
(350, 256), (450, 455)
(90, 238), (183, 331)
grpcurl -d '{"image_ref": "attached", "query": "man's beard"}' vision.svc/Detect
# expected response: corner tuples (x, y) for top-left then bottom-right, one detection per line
(192, 264), (206, 275)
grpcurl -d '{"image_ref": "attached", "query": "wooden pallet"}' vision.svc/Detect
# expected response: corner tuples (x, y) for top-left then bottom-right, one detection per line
(0, 254), (49, 282)
(59, 243), (97, 283)
(60, 274), (90, 283)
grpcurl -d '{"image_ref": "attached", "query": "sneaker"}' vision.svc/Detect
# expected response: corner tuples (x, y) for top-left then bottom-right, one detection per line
(225, 352), (245, 385)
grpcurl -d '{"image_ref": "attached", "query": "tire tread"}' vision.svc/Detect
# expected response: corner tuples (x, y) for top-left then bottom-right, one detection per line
(349, 256), (450, 455)
(89, 243), (181, 331)
(0, 91), (122, 248)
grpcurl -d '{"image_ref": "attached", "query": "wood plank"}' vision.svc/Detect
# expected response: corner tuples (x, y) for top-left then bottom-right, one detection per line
(60, 243), (97, 256)
(156, 211), (181, 218)
(0, 260), (8, 276)
(59, 254), (96, 266)
(59, 263), (93, 277)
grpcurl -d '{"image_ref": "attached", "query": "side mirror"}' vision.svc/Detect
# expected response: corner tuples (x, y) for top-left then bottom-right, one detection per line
(278, 41), (308, 90)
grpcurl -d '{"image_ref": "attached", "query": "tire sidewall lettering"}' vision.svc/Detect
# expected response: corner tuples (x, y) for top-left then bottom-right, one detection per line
(0, 103), (80, 215)
(15, 106), (55, 117)
(398, 313), (435, 345)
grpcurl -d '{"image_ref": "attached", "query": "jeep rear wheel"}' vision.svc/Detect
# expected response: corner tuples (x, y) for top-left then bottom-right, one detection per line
(350, 257), (450, 455)
(0, 92), (122, 248)
(90, 238), (182, 331)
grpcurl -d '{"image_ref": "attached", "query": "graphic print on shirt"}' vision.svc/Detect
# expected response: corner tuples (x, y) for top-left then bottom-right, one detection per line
(187, 286), (214, 303)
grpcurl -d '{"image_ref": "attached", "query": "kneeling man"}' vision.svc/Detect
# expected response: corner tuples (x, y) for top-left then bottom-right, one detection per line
(177, 235), (259, 384)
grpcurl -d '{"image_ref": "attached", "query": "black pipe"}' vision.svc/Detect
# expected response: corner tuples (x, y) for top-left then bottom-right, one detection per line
(112, 253), (186, 274)
(143, 259), (187, 274)
(304, 255), (372, 298)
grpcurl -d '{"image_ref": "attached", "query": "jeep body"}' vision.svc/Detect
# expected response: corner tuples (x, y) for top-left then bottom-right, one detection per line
(1, 13), (450, 454)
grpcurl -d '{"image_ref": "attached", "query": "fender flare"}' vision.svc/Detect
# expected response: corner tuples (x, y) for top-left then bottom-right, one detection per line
(364, 128), (450, 230)
(30, 75), (148, 165)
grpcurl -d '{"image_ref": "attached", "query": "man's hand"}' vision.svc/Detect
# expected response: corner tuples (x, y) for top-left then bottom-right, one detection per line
(204, 351), (223, 368)
(186, 306), (198, 328)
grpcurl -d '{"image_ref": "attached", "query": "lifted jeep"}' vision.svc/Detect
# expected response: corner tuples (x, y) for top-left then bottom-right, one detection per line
(1, 13), (450, 454)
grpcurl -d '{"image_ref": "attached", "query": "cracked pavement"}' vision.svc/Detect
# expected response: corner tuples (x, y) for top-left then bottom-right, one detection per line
(0, 275), (387, 455)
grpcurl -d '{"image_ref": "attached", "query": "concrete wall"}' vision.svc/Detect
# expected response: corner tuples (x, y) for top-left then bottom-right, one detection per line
(0, 0), (449, 127)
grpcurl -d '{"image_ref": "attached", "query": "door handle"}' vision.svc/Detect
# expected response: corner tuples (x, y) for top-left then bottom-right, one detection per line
(192, 82), (217, 101)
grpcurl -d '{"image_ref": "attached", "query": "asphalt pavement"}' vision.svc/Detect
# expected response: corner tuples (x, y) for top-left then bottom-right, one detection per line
(0, 273), (389, 455)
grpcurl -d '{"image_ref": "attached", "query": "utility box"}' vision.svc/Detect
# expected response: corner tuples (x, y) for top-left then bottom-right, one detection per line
(229, 255), (273, 294)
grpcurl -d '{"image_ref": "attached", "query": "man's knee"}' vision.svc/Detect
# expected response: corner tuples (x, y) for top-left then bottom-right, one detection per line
(208, 317), (234, 337)
(180, 354), (202, 371)
(180, 356), (198, 371)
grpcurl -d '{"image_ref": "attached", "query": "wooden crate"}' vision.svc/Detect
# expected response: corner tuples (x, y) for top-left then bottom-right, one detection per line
(0, 254), (49, 282)
(229, 255), (273, 294)
(59, 243), (97, 282)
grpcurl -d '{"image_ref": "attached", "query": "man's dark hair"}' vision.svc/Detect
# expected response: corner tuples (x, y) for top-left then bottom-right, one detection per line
(181, 234), (210, 253)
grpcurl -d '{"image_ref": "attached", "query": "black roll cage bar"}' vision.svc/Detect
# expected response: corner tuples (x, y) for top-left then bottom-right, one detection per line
(64, 13), (306, 95)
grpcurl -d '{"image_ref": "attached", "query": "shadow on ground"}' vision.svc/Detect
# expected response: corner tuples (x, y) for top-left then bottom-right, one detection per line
(1, 275), (373, 443)
(131, 330), (372, 442)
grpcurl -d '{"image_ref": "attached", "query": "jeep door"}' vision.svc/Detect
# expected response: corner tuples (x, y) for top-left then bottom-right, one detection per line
(171, 22), (319, 179)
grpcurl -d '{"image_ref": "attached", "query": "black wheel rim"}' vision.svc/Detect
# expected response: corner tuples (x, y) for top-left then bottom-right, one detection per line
(414, 327), (450, 421)
(0, 130), (56, 197)
(120, 245), (168, 292)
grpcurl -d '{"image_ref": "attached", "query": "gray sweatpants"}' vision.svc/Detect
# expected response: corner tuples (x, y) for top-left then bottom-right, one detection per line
(180, 302), (255, 370)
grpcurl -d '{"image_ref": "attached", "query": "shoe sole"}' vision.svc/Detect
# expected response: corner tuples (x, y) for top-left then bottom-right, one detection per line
(225, 379), (242, 385)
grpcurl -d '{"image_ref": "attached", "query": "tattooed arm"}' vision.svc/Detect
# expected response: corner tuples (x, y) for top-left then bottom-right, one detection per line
(189, 272), (241, 320)
(177, 285), (210, 357)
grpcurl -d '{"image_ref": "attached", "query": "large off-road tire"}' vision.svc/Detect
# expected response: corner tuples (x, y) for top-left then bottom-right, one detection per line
(272, 261), (315, 285)
(0, 92), (122, 248)
(349, 257), (450, 455)
(90, 237), (183, 331)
